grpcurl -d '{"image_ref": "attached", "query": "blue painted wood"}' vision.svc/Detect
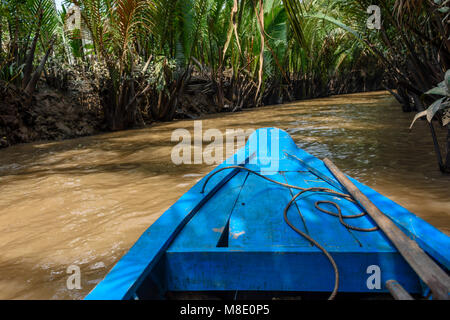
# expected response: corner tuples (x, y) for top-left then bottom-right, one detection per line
(284, 153), (344, 191)
(169, 171), (249, 250)
(228, 171), (312, 248)
(288, 139), (450, 269)
(277, 171), (364, 249)
(164, 249), (422, 293)
(281, 171), (393, 252)
(85, 128), (450, 300)
(85, 150), (252, 300)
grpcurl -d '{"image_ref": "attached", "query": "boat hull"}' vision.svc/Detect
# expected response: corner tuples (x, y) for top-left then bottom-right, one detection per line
(86, 128), (449, 300)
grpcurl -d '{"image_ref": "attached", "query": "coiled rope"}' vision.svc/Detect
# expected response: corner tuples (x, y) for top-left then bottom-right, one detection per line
(201, 163), (379, 300)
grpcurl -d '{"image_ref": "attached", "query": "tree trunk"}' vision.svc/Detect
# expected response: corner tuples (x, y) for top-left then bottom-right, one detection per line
(101, 80), (117, 130)
(10, 15), (19, 65)
(446, 125), (450, 173)
(217, 48), (225, 109)
(22, 9), (43, 89)
(165, 67), (192, 121)
(124, 79), (136, 128)
(0, 16), (3, 56)
(24, 37), (55, 96)
(428, 121), (445, 173)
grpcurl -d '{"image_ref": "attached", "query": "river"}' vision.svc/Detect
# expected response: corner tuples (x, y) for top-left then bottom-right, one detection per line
(0, 91), (448, 299)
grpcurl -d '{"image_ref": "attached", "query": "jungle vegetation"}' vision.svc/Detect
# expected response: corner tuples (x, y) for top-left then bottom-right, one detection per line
(0, 0), (449, 171)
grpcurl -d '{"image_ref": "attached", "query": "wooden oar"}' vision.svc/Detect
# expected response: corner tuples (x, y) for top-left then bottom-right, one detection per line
(386, 280), (414, 300)
(323, 158), (450, 300)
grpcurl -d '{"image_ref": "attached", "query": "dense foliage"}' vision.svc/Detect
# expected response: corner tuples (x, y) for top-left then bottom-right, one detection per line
(0, 0), (385, 126)
(0, 0), (449, 170)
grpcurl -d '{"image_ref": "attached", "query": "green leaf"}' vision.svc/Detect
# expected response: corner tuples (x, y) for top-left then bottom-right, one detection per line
(426, 97), (445, 122)
(410, 110), (427, 129)
(442, 108), (450, 126)
(445, 69), (450, 91)
(305, 13), (363, 42)
(438, 6), (450, 13)
(425, 86), (447, 96)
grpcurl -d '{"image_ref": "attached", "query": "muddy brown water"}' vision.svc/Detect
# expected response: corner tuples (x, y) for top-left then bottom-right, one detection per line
(0, 91), (448, 299)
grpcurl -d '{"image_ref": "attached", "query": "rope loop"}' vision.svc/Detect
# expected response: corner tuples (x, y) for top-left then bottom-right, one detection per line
(200, 164), (379, 300)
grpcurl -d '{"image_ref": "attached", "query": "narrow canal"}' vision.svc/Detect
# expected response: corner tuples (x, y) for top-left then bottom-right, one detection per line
(0, 91), (448, 299)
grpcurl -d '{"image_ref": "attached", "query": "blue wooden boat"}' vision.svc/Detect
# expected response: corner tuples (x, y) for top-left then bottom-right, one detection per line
(85, 128), (450, 300)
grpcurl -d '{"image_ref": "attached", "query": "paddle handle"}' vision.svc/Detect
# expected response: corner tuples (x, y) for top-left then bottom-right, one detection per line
(323, 158), (450, 300)
(386, 280), (414, 300)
